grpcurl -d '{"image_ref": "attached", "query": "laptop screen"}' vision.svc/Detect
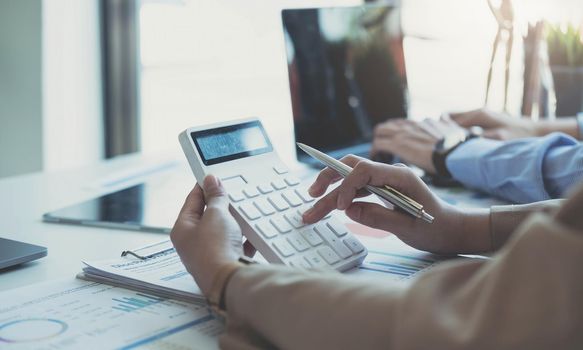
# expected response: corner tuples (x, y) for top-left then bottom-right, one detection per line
(282, 4), (408, 159)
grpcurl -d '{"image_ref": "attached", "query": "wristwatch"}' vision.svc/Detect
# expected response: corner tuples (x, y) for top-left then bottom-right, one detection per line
(432, 129), (481, 178)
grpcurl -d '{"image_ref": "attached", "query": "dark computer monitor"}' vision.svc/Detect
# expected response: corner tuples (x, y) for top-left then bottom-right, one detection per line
(282, 3), (408, 163)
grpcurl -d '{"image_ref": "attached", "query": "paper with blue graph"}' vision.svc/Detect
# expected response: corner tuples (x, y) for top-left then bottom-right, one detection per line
(0, 279), (221, 349)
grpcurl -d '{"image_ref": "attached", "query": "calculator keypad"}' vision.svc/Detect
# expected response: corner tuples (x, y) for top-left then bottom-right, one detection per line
(231, 173), (367, 271)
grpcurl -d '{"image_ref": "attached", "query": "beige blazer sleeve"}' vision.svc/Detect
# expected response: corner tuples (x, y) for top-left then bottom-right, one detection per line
(221, 214), (583, 349)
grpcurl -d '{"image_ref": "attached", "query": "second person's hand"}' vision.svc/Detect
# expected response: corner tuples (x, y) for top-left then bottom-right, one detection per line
(303, 156), (492, 255)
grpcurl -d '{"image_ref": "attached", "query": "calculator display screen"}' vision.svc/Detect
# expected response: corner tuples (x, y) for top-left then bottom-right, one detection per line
(191, 121), (273, 165)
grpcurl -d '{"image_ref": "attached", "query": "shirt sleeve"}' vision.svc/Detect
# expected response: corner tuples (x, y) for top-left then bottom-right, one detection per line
(445, 133), (583, 203)
(221, 214), (583, 349)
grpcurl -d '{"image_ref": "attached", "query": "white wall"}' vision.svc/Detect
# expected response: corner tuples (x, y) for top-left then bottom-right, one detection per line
(42, 0), (104, 172)
(0, 0), (44, 178)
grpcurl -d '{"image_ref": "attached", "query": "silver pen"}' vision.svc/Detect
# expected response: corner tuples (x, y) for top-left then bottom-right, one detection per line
(297, 143), (434, 224)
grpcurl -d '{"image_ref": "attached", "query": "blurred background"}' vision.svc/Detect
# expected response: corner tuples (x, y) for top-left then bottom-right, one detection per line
(1, 0), (582, 179)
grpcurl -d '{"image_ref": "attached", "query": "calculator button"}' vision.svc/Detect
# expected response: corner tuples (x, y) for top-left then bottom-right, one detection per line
(284, 177), (301, 186)
(295, 189), (315, 203)
(267, 195), (289, 211)
(257, 183), (274, 194)
(315, 224), (352, 259)
(270, 217), (292, 233)
(317, 247), (341, 265)
(273, 165), (289, 175)
(304, 252), (328, 268)
(343, 236), (365, 254)
(282, 190), (303, 207)
(273, 240), (295, 257)
(299, 228), (323, 246)
(243, 186), (260, 198)
(271, 179), (287, 190)
(289, 257), (312, 268)
(255, 222), (278, 239)
(229, 191), (245, 202)
(239, 203), (262, 220)
(327, 219), (348, 237)
(254, 198), (276, 216)
(286, 234), (310, 252)
(284, 212), (305, 229)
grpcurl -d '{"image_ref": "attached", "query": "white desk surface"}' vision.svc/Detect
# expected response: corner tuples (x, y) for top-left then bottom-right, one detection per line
(0, 152), (505, 293)
(0, 153), (195, 292)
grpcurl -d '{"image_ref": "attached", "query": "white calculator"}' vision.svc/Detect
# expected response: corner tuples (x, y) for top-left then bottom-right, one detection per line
(179, 118), (367, 271)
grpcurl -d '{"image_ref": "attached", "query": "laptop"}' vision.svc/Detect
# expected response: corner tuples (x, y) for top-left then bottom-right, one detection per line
(282, 3), (408, 165)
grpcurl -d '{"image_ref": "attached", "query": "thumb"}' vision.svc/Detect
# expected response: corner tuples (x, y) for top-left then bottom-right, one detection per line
(345, 201), (410, 234)
(202, 175), (229, 208)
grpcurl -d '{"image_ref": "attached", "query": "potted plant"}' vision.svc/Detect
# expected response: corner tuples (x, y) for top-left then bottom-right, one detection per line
(547, 23), (583, 116)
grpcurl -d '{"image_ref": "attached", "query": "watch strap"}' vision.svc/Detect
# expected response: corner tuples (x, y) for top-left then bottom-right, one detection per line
(432, 138), (452, 178)
(207, 262), (243, 317)
(207, 256), (258, 317)
(432, 133), (479, 178)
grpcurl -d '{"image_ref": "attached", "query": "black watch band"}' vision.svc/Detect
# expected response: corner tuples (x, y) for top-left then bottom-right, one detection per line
(432, 138), (453, 178)
(432, 133), (479, 178)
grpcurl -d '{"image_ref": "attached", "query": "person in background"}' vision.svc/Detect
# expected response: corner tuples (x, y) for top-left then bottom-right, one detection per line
(371, 109), (583, 203)
(171, 165), (583, 349)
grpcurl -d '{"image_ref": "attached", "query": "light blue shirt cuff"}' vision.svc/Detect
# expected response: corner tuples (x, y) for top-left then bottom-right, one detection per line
(445, 138), (499, 190)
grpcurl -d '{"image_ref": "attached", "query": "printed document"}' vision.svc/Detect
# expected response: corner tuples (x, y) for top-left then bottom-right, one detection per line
(0, 279), (222, 349)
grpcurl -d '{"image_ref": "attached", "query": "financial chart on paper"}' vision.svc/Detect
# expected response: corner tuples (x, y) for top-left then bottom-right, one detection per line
(0, 279), (222, 349)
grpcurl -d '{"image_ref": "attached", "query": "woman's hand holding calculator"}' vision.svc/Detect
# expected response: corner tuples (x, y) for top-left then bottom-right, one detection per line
(170, 175), (242, 296)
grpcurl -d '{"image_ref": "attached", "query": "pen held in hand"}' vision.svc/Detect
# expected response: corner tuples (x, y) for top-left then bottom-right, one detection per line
(297, 143), (434, 224)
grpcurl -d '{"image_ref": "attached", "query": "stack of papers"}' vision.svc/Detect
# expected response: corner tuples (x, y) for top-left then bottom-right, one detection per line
(79, 240), (205, 304)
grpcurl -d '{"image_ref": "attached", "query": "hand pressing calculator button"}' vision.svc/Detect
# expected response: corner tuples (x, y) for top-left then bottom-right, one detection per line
(179, 118), (368, 272)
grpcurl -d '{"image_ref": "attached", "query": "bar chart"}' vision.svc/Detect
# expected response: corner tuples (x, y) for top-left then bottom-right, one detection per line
(112, 293), (165, 313)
